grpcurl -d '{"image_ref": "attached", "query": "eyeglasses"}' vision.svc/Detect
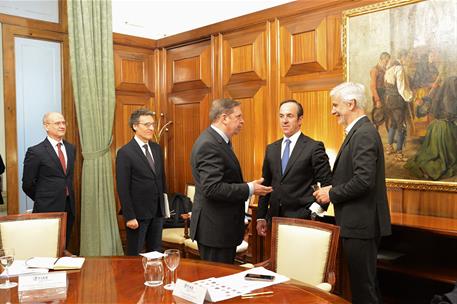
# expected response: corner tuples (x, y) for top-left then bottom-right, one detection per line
(46, 121), (66, 126)
(137, 122), (155, 128)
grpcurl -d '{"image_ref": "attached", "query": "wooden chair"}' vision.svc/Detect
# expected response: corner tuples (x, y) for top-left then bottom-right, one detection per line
(259, 217), (340, 292)
(161, 184), (195, 256)
(0, 212), (67, 259)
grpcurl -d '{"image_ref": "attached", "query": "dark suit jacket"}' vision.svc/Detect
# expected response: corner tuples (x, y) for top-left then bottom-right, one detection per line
(0, 154), (4, 204)
(22, 138), (76, 214)
(116, 138), (166, 222)
(329, 116), (391, 239)
(258, 133), (332, 220)
(190, 127), (249, 248)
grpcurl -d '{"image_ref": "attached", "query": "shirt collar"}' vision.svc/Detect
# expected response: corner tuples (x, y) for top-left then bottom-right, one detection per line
(134, 135), (149, 148)
(345, 115), (366, 134)
(210, 125), (230, 144)
(283, 130), (301, 144)
(47, 136), (63, 147)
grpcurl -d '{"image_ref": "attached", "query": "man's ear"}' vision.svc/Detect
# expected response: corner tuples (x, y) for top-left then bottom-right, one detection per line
(348, 99), (357, 110)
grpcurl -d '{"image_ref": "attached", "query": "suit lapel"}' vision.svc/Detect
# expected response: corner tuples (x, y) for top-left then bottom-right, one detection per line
(149, 142), (160, 175)
(271, 140), (282, 178)
(44, 138), (65, 176)
(63, 141), (73, 175)
(333, 116), (369, 169)
(282, 133), (305, 179)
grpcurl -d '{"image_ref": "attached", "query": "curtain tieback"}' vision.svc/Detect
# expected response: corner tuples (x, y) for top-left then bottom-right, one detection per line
(82, 138), (113, 160)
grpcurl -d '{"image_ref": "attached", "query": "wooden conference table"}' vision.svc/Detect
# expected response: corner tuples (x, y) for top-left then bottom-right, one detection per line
(0, 256), (349, 303)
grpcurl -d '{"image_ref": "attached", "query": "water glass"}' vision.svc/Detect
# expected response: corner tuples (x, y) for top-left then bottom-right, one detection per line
(142, 257), (163, 287)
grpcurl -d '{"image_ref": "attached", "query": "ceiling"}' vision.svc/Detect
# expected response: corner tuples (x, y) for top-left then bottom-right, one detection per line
(111, 0), (295, 40)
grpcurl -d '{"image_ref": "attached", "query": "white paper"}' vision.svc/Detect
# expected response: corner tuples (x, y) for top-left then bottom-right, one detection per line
(0, 260), (49, 277)
(164, 193), (171, 218)
(140, 251), (164, 259)
(18, 272), (67, 291)
(309, 202), (325, 217)
(173, 279), (206, 304)
(25, 257), (58, 269)
(192, 267), (289, 302)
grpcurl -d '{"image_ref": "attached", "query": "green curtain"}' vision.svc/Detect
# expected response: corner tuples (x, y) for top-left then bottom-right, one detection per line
(67, 0), (123, 256)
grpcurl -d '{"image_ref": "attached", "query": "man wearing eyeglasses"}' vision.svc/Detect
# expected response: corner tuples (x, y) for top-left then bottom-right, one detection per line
(116, 108), (167, 256)
(22, 112), (76, 247)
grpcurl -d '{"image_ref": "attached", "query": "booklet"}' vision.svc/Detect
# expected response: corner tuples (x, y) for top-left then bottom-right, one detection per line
(25, 257), (85, 270)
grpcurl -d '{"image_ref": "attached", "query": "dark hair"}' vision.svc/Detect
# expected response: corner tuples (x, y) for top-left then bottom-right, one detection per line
(129, 108), (154, 132)
(280, 99), (304, 118)
(209, 98), (240, 122)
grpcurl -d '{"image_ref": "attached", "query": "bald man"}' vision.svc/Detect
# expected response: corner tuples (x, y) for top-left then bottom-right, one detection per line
(22, 112), (76, 247)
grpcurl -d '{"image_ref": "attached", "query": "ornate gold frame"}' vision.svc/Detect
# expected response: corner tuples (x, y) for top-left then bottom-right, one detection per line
(342, 0), (457, 192)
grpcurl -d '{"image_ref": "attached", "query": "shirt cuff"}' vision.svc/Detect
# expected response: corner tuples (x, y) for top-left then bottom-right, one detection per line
(256, 218), (267, 222)
(309, 202), (325, 217)
(247, 182), (254, 197)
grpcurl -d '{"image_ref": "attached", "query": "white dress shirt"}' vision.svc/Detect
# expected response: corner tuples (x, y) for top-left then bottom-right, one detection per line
(47, 136), (67, 166)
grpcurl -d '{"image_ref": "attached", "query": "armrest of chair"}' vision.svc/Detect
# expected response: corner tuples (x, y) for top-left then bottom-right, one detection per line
(181, 213), (191, 239)
(254, 258), (272, 270)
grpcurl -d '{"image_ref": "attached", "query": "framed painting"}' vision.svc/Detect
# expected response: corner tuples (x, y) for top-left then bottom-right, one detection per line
(343, 0), (457, 191)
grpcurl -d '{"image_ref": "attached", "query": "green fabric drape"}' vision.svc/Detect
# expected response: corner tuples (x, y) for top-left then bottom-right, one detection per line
(67, 0), (123, 255)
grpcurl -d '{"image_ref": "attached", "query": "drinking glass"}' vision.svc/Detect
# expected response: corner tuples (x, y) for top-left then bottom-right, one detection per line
(142, 257), (164, 287)
(0, 248), (18, 289)
(163, 249), (180, 290)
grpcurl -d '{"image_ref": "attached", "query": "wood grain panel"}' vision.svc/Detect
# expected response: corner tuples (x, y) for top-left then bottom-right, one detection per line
(280, 14), (328, 76)
(167, 40), (212, 93)
(173, 56), (200, 83)
(168, 92), (209, 193)
(114, 45), (155, 94)
(222, 24), (266, 85)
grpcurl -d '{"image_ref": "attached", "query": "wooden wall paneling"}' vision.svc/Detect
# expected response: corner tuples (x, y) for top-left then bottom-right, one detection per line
(2, 24), (75, 215)
(168, 92), (207, 194)
(166, 40), (213, 193)
(114, 45), (155, 94)
(402, 190), (457, 219)
(326, 15), (343, 71)
(387, 186), (404, 213)
(280, 13), (328, 77)
(220, 24), (270, 182)
(0, 0), (67, 33)
(167, 40), (212, 94)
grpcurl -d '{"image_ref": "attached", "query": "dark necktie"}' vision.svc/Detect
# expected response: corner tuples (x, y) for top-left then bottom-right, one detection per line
(228, 140), (232, 149)
(281, 139), (291, 174)
(57, 143), (69, 196)
(143, 144), (156, 174)
(57, 143), (67, 173)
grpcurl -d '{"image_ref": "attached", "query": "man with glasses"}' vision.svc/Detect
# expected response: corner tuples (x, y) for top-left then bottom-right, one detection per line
(22, 112), (76, 247)
(116, 108), (167, 255)
(190, 98), (272, 263)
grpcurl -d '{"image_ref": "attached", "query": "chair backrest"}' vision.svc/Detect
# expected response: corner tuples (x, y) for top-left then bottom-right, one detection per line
(270, 217), (340, 287)
(185, 183), (195, 203)
(0, 212), (66, 260)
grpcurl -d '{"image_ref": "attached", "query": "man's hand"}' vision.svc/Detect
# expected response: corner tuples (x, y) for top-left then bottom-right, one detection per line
(256, 220), (268, 237)
(313, 185), (332, 204)
(126, 219), (139, 229)
(251, 178), (273, 196)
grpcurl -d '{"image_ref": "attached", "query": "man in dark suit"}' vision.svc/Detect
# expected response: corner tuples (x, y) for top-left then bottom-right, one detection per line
(116, 108), (166, 256)
(256, 100), (332, 237)
(22, 112), (76, 247)
(190, 98), (272, 264)
(314, 82), (391, 304)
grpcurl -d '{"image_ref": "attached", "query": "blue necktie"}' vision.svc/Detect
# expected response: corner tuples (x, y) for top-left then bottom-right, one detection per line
(281, 139), (291, 174)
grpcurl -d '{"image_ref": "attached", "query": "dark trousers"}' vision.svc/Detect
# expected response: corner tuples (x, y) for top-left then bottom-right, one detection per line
(65, 196), (74, 248)
(342, 237), (382, 304)
(126, 217), (164, 256)
(198, 243), (237, 264)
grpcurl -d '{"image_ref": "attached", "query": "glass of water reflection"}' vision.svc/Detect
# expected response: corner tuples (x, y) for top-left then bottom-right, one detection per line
(0, 248), (18, 289)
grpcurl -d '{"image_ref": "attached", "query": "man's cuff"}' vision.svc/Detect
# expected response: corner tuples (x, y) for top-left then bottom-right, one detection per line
(247, 182), (254, 197)
(256, 218), (266, 222)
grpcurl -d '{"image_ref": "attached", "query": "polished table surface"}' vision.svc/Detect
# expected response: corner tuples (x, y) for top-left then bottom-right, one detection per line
(0, 256), (349, 303)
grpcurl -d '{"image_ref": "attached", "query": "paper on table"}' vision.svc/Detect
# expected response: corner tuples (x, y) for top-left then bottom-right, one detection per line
(140, 251), (164, 259)
(0, 260), (49, 277)
(25, 257), (85, 270)
(192, 267), (289, 302)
